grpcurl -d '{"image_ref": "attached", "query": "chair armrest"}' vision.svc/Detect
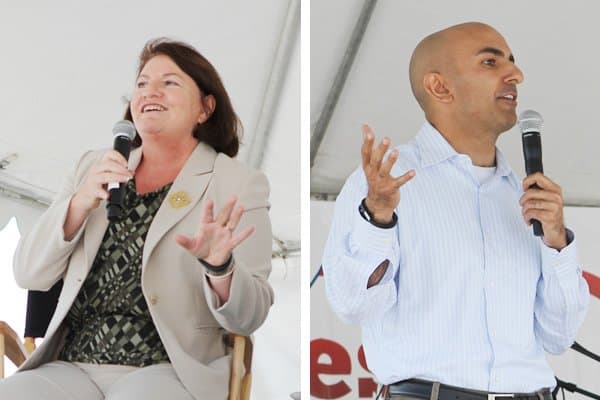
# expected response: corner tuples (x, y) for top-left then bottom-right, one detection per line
(0, 321), (28, 370)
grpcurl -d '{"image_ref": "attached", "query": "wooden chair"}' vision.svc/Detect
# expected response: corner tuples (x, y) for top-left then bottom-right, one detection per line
(0, 281), (252, 400)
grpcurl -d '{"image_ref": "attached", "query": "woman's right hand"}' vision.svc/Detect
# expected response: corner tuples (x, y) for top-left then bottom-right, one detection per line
(70, 150), (133, 214)
(63, 150), (133, 240)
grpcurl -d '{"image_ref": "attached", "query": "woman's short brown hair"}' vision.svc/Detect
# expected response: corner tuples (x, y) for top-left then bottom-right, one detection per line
(125, 38), (241, 157)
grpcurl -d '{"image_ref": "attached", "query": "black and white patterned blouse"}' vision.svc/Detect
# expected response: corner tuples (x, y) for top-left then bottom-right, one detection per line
(60, 179), (172, 367)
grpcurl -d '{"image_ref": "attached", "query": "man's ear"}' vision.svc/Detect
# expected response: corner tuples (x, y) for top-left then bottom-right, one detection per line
(198, 94), (216, 124)
(423, 73), (453, 104)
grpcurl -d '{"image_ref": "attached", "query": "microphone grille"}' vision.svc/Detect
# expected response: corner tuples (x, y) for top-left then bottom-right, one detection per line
(112, 120), (136, 140)
(518, 110), (543, 133)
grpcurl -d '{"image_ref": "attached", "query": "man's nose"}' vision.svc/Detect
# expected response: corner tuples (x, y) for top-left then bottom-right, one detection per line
(506, 64), (524, 85)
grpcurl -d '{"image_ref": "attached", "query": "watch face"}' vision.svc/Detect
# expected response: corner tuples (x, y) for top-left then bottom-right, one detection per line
(359, 199), (398, 229)
(359, 200), (371, 221)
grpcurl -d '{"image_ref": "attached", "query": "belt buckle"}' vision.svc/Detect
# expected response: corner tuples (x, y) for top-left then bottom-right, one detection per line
(488, 394), (515, 400)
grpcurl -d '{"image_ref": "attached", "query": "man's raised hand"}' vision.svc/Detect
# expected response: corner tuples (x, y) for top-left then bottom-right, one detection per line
(361, 125), (415, 223)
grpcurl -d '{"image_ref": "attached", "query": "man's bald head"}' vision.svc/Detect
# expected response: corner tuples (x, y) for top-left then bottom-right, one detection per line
(409, 22), (502, 111)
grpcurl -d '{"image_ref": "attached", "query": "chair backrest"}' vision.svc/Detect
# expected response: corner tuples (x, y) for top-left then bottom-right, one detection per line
(0, 281), (62, 378)
(24, 280), (63, 339)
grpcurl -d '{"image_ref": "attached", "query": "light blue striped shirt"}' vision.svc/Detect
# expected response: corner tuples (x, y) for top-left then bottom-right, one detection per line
(322, 122), (590, 392)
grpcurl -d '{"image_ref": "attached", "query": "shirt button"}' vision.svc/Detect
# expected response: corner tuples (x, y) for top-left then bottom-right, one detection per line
(149, 295), (158, 305)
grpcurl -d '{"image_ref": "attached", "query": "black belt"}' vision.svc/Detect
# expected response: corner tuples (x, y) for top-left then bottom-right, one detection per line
(387, 379), (552, 400)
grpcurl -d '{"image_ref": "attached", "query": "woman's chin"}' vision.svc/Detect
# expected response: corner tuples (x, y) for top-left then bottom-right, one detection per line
(137, 126), (164, 138)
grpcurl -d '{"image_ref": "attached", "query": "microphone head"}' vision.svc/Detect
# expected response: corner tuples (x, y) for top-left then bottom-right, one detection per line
(517, 110), (543, 134)
(112, 120), (136, 140)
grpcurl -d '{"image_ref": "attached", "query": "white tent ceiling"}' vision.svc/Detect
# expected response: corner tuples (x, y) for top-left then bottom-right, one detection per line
(311, 0), (600, 206)
(0, 0), (300, 255)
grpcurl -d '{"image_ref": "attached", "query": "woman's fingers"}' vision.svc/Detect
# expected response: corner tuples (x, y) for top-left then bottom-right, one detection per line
(96, 188), (109, 200)
(202, 199), (215, 224)
(231, 225), (255, 248)
(215, 196), (237, 226)
(175, 234), (194, 250)
(103, 149), (129, 166)
(96, 172), (131, 186)
(226, 206), (244, 232)
(180, 198), (251, 261)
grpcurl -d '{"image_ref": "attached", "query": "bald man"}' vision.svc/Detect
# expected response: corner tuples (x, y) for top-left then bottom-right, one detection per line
(322, 22), (589, 400)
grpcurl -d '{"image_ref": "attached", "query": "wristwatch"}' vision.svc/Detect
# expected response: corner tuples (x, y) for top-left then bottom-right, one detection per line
(358, 198), (398, 229)
(198, 254), (234, 276)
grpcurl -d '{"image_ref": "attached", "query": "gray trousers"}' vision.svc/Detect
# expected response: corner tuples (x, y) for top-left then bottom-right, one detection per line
(0, 361), (194, 400)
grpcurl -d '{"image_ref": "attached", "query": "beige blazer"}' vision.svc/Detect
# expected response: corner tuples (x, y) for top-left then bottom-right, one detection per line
(13, 142), (274, 400)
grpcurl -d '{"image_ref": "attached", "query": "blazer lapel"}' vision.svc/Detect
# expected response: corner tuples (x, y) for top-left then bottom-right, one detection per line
(142, 142), (217, 267)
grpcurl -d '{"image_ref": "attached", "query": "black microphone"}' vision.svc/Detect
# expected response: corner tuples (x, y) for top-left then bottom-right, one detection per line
(107, 120), (136, 221)
(518, 110), (544, 237)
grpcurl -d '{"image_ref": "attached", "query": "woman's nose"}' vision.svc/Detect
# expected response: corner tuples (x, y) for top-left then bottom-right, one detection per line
(141, 82), (163, 99)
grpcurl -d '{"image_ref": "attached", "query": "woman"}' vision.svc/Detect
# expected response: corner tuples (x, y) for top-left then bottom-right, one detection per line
(1, 38), (273, 399)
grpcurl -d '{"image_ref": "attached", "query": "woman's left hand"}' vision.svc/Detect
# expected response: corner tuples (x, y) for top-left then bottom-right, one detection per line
(175, 196), (255, 265)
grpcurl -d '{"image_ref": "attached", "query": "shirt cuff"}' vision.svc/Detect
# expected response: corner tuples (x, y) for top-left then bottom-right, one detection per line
(349, 212), (399, 286)
(540, 228), (579, 278)
(352, 211), (397, 253)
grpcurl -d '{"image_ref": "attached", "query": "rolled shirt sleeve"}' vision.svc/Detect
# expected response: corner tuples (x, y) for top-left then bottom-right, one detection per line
(534, 229), (590, 354)
(322, 168), (400, 325)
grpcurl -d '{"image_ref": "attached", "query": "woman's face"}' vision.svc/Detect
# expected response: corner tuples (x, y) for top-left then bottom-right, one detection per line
(131, 54), (211, 140)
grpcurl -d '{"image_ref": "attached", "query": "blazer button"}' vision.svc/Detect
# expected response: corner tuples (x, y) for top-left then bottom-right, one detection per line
(149, 295), (158, 305)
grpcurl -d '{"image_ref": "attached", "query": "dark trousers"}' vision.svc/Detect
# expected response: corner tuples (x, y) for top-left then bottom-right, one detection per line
(384, 382), (441, 400)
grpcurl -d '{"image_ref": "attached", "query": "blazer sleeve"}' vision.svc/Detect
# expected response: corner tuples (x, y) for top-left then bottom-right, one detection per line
(13, 151), (97, 290)
(202, 167), (274, 335)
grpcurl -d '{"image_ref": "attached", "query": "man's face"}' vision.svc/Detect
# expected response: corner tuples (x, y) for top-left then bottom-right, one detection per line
(446, 27), (524, 135)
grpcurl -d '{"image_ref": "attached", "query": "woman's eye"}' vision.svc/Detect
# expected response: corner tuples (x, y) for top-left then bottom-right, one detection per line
(136, 81), (147, 88)
(165, 80), (179, 86)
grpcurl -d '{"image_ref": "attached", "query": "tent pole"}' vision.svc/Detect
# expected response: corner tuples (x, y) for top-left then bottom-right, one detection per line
(310, 0), (378, 167)
(245, 0), (300, 169)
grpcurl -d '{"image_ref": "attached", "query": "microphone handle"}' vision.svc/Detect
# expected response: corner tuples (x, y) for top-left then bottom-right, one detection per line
(525, 158), (544, 236)
(107, 136), (132, 221)
(525, 161), (544, 237)
(523, 134), (544, 237)
(528, 183), (543, 237)
(107, 185), (127, 221)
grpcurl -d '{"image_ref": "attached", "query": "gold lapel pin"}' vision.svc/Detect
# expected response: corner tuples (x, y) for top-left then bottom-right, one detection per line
(168, 191), (191, 209)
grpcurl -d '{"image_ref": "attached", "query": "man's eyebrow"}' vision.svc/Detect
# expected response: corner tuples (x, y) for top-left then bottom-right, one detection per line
(477, 47), (515, 63)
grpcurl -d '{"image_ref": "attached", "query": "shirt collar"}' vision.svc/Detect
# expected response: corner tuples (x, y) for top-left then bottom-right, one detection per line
(415, 121), (458, 168)
(495, 147), (520, 190)
(415, 121), (520, 190)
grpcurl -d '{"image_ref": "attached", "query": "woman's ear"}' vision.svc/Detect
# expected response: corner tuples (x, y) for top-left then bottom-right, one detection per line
(423, 72), (453, 103)
(198, 94), (216, 124)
